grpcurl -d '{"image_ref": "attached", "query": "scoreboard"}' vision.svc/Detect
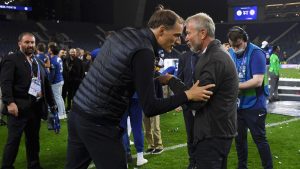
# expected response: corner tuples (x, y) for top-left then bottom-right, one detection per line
(0, 4), (32, 11)
(234, 6), (258, 21)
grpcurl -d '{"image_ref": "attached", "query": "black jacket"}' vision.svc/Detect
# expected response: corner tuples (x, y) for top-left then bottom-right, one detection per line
(168, 40), (239, 141)
(73, 28), (155, 124)
(64, 57), (84, 83)
(72, 28), (188, 125)
(0, 51), (56, 120)
(177, 51), (199, 89)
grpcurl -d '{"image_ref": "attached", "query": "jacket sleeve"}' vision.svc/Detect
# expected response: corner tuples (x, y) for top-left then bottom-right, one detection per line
(186, 62), (218, 111)
(133, 49), (188, 117)
(49, 62), (55, 83)
(44, 71), (56, 107)
(0, 56), (15, 105)
(168, 77), (188, 94)
(177, 56), (185, 81)
(37, 59), (56, 107)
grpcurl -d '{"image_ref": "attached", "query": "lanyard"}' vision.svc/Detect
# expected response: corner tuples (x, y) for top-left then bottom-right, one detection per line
(28, 57), (41, 80)
(234, 53), (247, 82)
(190, 54), (197, 84)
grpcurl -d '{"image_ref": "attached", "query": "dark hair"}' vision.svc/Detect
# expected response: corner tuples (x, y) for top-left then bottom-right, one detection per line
(84, 51), (91, 57)
(147, 5), (183, 29)
(47, 41), (57, 48)
(272, 45), (280, 52)
(49, 44), (60, 55)
(18, 32), (34, 42)
(37, 43), (46, 52)
(227, 26), (249, 42)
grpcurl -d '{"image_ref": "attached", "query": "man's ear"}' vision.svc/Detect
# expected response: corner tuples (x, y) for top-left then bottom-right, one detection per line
(158, 25), (166, 37)
(200, 29), (207, 40)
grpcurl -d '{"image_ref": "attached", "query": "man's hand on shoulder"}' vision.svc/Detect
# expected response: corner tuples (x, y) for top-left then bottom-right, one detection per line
(185, 80), (215, 101)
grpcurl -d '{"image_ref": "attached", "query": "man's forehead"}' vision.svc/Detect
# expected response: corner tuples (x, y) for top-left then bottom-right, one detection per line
(229, 38), (243, 46)
(21, 35), (35, 41)
(185, 21), (197, 31)
(170, 22), (184, 34)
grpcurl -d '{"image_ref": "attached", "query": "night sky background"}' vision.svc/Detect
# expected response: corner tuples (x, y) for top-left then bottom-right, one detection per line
(144, 0), (228, 23)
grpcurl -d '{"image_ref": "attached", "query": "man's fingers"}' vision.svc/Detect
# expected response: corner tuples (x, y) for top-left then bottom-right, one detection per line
(202, 84), (215, 89)
(203, 90), (213, 95)
(203, 94), (210, 99)
(194, 80), (200, 86)
(201, 98), (208, 102)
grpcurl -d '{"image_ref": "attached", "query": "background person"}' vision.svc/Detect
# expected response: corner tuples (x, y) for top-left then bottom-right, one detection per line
(228, 26), (273, 169)
(0, 32), (57, 169)
(269, 45), (281, 102)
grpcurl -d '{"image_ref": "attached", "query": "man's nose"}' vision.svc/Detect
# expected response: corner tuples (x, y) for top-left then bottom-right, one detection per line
(185, 36), (189, 42)
(175, 37), (181, 45)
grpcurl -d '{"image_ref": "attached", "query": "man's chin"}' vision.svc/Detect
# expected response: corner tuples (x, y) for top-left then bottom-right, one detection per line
(190, 48), (198, 53)
(24, 51), (34, 56)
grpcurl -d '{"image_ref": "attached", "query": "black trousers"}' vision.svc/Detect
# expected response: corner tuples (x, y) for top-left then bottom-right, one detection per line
(182, 106), (195, 166)
(62, 82), (68, 104)
(235, 109), (273, 169)
(194, 138), (233, 169)
(1, 106), (42, 169)
(65, 111), (127, 169)
(66, 81), (80, 111)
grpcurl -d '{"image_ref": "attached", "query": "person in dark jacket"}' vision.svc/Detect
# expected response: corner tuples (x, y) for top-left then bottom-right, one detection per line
(82, 51), (92, 75)
(0, 32), (57, 169)
(64, 48), (84, 112)
(159, 13), (239, 169)
(65, 7), (215, 169)
(61, 49), (73, 109)
(177, 50), (199, 168)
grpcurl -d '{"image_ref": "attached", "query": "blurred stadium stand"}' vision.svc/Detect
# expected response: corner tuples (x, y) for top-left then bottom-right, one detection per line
(1, 20), (300, 63)
(1, 0), (300, 63)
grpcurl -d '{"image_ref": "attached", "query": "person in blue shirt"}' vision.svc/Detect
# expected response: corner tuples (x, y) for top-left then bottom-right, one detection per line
(36, 43), (50, 69)
(119, 92), (148, 166)
(48, 44), (66, 119)
(228, 26), (272, 169)
(90, 48), (100, 61)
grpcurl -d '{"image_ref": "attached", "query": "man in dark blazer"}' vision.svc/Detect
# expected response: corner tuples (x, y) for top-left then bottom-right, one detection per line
(64, 48), (84, 112)
(0, 32), (57, 169)
(177, 50), (199, 168)
(159, 13), (238, 169)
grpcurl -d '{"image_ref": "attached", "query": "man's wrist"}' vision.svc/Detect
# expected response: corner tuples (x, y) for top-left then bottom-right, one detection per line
(184, 90), (191, 100)
(166, 76), (175, 85)
(5, 99), (15, 106)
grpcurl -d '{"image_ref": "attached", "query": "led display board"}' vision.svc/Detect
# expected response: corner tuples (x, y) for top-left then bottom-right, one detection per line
(234, 6), (257, 20)
(0, 4), (32, 11)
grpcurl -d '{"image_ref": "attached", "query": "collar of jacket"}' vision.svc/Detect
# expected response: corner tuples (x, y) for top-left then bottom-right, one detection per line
(205, 39), (222, 53)
(140, 28), (159, 58)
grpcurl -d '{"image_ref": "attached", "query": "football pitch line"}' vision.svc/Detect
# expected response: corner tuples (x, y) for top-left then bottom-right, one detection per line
(88, 117), (300, 169)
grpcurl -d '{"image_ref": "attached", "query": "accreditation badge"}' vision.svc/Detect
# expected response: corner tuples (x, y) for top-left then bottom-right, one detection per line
(28, 77), (42, 97)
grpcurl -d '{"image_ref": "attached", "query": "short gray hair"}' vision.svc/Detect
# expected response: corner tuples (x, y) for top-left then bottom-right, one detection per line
(185, 13), (215, 38)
